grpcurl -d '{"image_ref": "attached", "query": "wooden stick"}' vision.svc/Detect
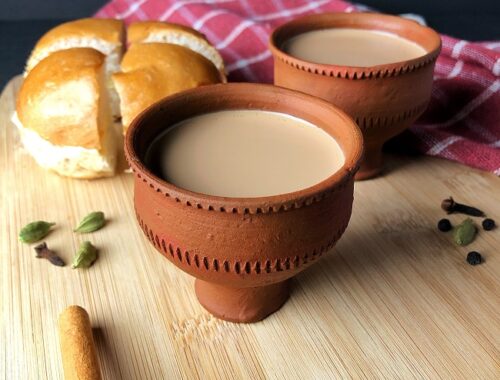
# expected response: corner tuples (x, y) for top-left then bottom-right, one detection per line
(58, 305), (102, 380)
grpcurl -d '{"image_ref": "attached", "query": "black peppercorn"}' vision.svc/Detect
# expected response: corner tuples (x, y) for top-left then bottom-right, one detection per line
(437, 218), (452, 232)
(482, 218), (496, 231)
(466, 251), (483, 266)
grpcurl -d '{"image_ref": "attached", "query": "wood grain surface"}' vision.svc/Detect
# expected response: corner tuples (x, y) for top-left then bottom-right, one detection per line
(1, 76), (499, 379)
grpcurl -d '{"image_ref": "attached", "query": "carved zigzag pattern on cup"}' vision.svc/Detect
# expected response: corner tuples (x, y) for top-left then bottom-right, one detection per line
(137, 214), (348, 275)
(130, 166), (354, 215)
(354, 101), (429, 130)
(277, 51), (439, 80)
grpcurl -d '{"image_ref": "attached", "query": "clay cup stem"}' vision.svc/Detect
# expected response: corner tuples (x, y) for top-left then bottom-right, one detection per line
(125, 83), (363, 323)
(269, 12), (441, 180)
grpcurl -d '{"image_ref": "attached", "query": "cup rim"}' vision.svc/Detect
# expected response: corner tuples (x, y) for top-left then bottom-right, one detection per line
(124, 83), (363, 214)
(269, 12), (442, 80)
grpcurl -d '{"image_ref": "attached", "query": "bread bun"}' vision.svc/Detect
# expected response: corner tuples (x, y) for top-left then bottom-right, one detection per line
(25, 18), (125, 117)
(128, 21), (225, 77)
(16, 48), (116, 179)
(112, 42), (223, 133)
(15, 19), (228, 178)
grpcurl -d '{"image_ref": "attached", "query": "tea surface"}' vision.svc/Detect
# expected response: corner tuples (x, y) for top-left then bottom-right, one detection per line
(146, 110), (345, 197)
(283, 28), (427, 66)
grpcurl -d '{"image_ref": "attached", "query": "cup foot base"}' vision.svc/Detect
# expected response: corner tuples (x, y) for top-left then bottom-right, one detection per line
(355, 144), (383, 180)
(355, 166), (382, 180)
(195, 279), (290, 323)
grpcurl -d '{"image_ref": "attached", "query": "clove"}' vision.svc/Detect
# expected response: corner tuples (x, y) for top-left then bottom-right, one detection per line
(34, 242), (65, 267)
(441, 197), (485, 217)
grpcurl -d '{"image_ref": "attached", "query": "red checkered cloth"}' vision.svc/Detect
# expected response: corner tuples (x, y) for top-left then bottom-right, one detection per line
(96, 0), (500, 174)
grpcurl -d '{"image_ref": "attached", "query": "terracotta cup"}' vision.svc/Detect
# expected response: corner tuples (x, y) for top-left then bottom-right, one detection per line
(125, 83), (363, 323)
(270, 13), (441, 179)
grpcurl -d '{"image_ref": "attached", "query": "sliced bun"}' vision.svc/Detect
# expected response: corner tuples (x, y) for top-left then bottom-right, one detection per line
(25, 18), (124, 117)
(112, 42), (223, 133)
(128, 21), (226, 77)
(15, 19), (228, 178)
(16, 48), (116, 179)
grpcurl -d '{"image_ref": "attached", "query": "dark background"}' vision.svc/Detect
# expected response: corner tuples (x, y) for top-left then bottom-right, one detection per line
(1, 0), (499, 87)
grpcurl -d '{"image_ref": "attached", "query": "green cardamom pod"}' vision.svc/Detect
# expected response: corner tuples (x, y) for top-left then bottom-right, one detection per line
(19, 221), (56, 243)
(453, 218), (477, 246)
(72, 241), (98, 269)
(74, 211), (105, 233)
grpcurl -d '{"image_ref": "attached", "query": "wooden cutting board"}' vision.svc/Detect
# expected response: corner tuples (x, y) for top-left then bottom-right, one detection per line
(1, 76), (499, 380)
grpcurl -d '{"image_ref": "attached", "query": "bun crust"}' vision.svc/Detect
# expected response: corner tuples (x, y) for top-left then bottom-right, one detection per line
(127, 21), (225, 75)
(113, 43), (222, 131)
(12, 112), (116, 179)
(18, 48), (106, 150)
(25, 18), (124, 75)
(128, 21), (207, 42)
(36, 18), (123, 45)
